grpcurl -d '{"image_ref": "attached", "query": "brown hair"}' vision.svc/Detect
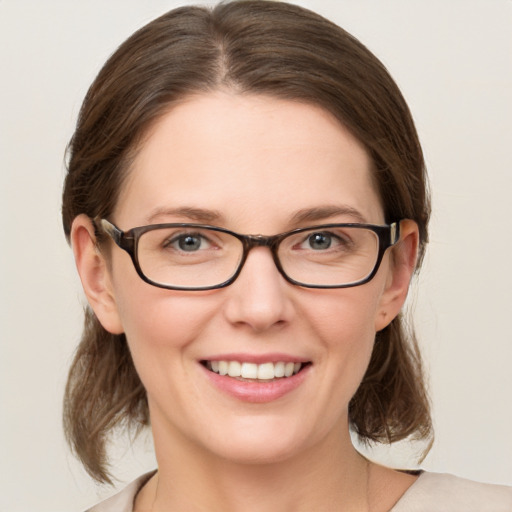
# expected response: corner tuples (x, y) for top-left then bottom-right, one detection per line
(62, 0), (432, 484)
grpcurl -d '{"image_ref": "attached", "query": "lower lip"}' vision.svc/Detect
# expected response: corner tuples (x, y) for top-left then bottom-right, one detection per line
(201, 364), (311, 403)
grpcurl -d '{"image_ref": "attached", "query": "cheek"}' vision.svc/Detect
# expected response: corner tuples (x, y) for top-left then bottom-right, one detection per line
(111, 272), (218, 380)
(301, 281), (383, 347)
(300, 284), (383, 387)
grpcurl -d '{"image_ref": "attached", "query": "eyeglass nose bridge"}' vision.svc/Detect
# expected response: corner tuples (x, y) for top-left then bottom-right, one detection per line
(233, 233), (289, 283)
(242, 233), (280, 248)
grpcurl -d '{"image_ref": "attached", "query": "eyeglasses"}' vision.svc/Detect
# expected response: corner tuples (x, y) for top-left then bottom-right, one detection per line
(98, 219), (400, 291)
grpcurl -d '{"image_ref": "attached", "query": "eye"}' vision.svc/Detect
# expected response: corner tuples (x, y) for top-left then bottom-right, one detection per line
(305, 232), (335, 250)
(166, 232), (212, 252)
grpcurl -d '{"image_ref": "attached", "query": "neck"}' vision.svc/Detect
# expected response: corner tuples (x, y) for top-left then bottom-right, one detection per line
(137, 421), (372, 512)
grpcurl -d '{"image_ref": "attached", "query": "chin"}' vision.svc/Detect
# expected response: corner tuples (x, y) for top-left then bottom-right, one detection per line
(213, 437), (306, 466)
(197, 414), (319, 466)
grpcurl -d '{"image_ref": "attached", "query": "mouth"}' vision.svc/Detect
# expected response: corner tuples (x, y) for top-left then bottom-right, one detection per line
(201, 360), (311, 382)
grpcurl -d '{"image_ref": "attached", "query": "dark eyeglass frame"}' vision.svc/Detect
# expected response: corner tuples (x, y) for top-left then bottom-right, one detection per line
(98, 218), (401, 291)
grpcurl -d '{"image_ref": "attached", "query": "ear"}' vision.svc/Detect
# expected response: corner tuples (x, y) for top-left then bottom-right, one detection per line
(374, 219), (419, 332)
(70, 214), (124, 334)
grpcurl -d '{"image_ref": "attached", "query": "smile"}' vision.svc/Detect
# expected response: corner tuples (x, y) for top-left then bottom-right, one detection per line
(204, 360), (307, 380)
(200, 358), (312, 402)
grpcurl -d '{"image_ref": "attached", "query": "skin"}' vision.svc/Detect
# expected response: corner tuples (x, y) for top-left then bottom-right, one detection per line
(72, 92), (419, 511)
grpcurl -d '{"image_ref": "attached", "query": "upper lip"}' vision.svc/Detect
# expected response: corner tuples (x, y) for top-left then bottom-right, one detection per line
(201, 353), (310, 364)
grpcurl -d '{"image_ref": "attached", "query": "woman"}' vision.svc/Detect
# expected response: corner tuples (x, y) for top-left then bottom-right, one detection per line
(62, 1), (512, 510)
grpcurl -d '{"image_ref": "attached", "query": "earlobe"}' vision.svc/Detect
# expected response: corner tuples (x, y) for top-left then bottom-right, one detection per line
(374, 220), (419, 332)
(71, 214), (124, 334)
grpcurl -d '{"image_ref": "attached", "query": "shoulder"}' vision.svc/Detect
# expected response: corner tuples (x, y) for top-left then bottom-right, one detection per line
(84, 471), (156, 512)
(392, 472), (512, 512)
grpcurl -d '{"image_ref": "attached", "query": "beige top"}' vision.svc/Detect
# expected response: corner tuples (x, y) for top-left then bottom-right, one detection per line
(86, 471), (512, 512)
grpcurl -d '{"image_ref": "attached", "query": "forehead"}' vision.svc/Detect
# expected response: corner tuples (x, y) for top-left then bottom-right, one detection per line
(115, 92), (383, 230)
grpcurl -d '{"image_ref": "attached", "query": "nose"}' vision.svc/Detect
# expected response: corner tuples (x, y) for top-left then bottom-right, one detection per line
(223, 247), (292, 332)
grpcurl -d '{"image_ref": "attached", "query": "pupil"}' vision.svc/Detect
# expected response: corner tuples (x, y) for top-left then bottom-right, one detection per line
(309, 233), (331, 250)
(179, 235), (201, 251)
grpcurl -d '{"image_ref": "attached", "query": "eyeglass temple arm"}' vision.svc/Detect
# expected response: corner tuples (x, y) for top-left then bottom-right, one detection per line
(390, 221), (400, 246)
(98, 218), (126, 247)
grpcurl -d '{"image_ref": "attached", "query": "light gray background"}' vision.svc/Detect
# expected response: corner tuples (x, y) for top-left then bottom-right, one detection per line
(1, 1), (511, 510)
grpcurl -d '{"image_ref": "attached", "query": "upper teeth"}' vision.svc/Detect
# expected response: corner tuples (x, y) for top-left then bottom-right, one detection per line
(208, 361), (302, 379)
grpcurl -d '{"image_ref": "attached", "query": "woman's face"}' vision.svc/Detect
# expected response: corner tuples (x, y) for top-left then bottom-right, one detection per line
(90, 93), (410, 464)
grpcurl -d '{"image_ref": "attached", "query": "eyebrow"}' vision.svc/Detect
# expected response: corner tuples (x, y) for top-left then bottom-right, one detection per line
(145, 206), (224, 224)
(289, 206), (368, 225)
(144, 204), (367, 227)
